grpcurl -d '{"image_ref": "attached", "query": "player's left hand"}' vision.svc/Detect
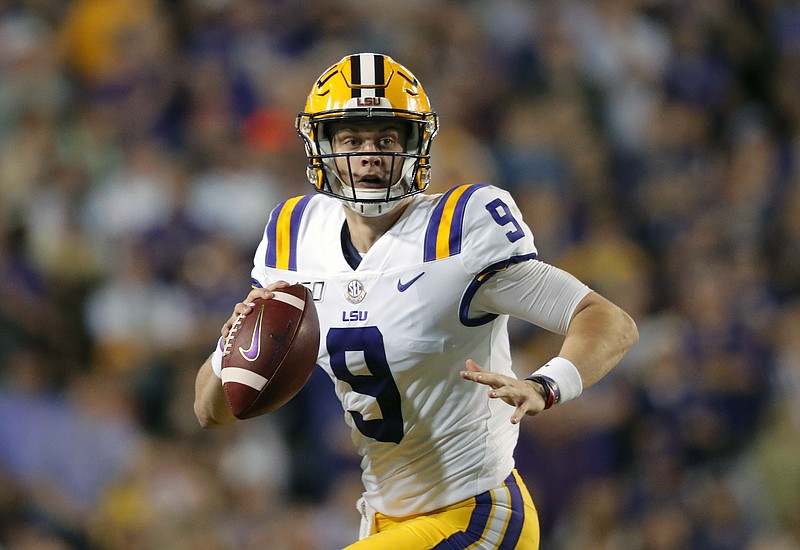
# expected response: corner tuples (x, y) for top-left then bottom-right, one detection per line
(460, 359), (547, 424)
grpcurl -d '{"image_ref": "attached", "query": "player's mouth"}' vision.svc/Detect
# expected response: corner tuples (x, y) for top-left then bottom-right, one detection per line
(355, 175), (388, 188)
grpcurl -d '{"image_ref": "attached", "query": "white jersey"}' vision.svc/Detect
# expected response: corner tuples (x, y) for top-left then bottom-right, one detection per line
(251, 184), (538, 516)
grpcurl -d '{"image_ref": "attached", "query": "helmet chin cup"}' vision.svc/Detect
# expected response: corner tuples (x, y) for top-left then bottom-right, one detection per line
(334, 173), (407, 217)
(343, 197), (401, 217)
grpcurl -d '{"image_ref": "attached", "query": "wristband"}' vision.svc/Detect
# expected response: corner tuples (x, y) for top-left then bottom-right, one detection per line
(526, 356), (583, 405)
(526, 375), (558, 409)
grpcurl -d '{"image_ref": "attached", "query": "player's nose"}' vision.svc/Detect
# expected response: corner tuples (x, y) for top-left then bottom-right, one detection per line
(359, 143), (383, 166)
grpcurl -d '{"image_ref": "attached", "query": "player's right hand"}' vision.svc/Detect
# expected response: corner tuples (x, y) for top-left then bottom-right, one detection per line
(220, 281), (291, 340)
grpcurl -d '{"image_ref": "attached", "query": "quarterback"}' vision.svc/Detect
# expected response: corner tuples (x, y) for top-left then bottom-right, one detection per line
(194, 53), (638, 549)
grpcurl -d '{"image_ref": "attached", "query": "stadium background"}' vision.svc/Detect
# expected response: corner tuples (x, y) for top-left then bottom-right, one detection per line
(0, 0), (799, 548)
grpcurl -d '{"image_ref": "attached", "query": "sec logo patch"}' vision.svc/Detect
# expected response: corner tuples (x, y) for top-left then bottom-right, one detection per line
(345, 279), (366, 304)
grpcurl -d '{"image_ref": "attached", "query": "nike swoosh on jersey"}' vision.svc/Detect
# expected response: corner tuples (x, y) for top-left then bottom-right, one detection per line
(239, 305), (264, 361)
(397, 272), (425, 292)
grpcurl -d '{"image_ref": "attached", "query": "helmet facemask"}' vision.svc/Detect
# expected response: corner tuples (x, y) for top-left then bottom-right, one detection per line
(299, 111), (436, 216)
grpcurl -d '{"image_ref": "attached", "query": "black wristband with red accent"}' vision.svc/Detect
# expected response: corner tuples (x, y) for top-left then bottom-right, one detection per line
(525, 374), (559, 409)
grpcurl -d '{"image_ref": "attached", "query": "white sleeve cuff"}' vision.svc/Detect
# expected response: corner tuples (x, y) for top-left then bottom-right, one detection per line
(211, 337), (224, 379)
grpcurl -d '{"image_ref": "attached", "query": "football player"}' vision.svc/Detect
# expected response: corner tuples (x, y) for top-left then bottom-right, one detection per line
(194, 53), (638, 549)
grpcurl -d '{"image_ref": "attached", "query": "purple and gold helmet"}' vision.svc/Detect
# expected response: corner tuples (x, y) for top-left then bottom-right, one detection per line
(296, 53), (439, 216)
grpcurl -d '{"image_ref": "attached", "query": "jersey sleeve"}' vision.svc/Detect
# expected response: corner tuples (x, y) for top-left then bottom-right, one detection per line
(422, 184), (537, 269)
(457, 184), (537, 275)
(251, 194), (315, 287)
(251, 233), (271, 288)
(422, 184), (539, 326)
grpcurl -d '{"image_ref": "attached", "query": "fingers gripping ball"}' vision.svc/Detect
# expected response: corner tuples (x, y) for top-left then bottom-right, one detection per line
(221, 284), (320, 419)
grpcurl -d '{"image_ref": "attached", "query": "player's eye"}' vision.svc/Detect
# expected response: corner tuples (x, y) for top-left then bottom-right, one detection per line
(339, 137), (360, 148)
(379, 135), (401, 149)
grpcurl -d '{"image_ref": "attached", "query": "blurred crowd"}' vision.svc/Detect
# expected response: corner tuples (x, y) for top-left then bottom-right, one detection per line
(0, 0), (799, 548)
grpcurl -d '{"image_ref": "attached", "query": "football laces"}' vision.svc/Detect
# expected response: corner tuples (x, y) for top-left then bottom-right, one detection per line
(223, 314), (245, 355)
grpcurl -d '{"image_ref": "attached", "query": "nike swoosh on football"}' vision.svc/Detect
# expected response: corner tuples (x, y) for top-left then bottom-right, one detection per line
(397, 272), (425, 292)
(239, 305), (264, 361)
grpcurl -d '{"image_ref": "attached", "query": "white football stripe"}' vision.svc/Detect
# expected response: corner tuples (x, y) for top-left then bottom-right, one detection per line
(271, 291), (305, 310)
(222, 367), (269, 391)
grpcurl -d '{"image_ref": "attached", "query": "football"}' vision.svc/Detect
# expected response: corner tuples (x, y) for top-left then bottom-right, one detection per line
(221, 284), (320, 419)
